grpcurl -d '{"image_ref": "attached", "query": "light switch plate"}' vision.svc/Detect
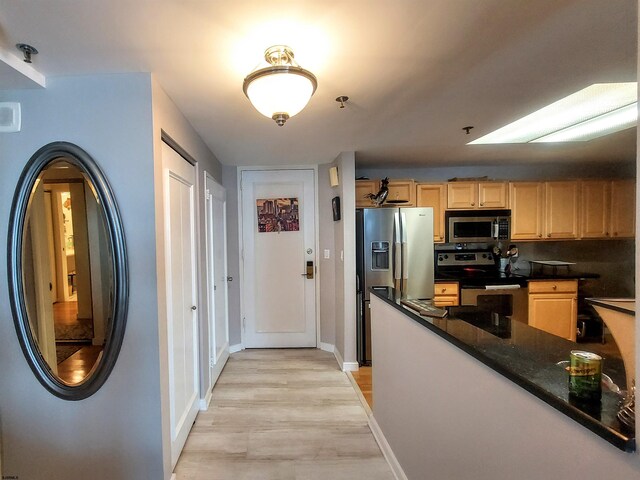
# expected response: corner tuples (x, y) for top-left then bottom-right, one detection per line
(324, 249), (330, 259)
(0, 102), (21, 133)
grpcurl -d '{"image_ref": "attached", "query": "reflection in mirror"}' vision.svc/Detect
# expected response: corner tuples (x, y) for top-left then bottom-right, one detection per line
(22, 161), (112, 385)
(9, 141), (128, 400)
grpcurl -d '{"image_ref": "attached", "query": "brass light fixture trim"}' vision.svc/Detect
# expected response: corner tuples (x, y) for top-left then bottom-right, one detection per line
(243, 45), (318, 126)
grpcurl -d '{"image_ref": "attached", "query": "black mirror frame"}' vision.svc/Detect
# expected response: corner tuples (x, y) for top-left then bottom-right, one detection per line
(7, 142), (129, 400)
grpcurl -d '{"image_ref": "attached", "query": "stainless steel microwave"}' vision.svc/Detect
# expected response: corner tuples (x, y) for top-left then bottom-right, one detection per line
(445, 209), (511, 243)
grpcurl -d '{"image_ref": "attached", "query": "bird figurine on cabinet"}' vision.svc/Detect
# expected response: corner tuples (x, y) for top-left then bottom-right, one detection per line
(366, 177), (389, 206)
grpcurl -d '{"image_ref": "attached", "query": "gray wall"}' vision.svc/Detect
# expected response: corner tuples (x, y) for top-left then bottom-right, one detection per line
(356, 161), (635, 183)
(150, 76), (223, 477)
(329, 152), (357, 365)
(0, 74), (165, 479)
(371, 296), (640, 480)
(318, 163), (336, 346)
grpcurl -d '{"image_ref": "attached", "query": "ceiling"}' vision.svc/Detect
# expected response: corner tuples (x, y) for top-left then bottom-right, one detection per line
(0, 0), (636, 167)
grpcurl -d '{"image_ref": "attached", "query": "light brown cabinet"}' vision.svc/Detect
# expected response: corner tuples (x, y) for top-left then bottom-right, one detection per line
(545, 181), (579, 239)
(510, 181), (580, 240)
(580, 180), (611, 238)
(355, 180), (379, 208)
(528, 280), (578, 341)
(416, 183), (446, 242)
(509, 182), (544, 240)
(386, 179), (416, 206)
(610, 179), (635, 238)
(447, 182), (507, 209)
(434, 282), (459, 307)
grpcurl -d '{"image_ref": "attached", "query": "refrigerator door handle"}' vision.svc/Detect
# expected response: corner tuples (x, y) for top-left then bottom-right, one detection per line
(393, 212), (402, 280)
(401, 212), (409, 280)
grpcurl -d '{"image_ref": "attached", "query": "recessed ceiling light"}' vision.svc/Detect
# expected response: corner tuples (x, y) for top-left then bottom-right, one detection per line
(468, 83), (637, 144)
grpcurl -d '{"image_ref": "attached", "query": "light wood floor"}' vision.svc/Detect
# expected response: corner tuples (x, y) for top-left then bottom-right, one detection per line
(350, 366), (373, 409)
(174, 349), (394, 480)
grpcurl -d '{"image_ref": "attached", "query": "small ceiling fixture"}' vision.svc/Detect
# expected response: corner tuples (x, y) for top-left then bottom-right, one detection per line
(16, 43), (38, 63)
(469, 83), (637, 144)
(243, 45), (318, 126)
(336, 96), (349, 108)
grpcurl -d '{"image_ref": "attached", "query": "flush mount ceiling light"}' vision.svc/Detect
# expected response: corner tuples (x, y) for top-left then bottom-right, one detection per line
(243, 45), (318, 126)
(469, 83), (638, 144)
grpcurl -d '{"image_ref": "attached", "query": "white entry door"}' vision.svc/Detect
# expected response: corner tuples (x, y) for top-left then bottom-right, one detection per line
(161, 142), (199, 469)
(241, 169), (317, 348)
(204, 172), (229, 388)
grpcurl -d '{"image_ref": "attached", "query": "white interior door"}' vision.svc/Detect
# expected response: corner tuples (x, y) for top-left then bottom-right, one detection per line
(204, 172), (229, 388)
(162, 142), (199, 469)
(241, 169), (317, 348)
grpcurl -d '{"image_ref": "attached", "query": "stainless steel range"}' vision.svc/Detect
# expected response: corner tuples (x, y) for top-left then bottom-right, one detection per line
(435, 245), (528, 322)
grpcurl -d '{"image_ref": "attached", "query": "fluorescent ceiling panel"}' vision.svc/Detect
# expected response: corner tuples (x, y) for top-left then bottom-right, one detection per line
(469, 83), (637, 144)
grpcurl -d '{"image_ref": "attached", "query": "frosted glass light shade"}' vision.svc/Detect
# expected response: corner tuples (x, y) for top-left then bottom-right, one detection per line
(469, 83), (638, 144)
(245, 69), (316, 119)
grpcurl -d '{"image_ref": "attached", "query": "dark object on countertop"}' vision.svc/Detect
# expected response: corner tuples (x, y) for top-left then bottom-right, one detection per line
(365, 177), (389, 206)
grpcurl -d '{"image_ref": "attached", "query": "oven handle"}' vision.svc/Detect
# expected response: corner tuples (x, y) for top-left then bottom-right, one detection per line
(483, 284), (521, 290)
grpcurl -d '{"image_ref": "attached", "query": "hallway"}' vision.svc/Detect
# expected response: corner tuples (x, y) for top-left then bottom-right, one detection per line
(173, 349), (394, 480)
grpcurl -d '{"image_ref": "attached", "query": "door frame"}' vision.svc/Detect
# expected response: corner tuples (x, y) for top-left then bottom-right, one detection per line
(203, 171), (230, 398)
(237, 165), (321, 349)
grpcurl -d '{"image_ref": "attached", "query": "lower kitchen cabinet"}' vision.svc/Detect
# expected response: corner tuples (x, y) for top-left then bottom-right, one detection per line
(528, 280), (577, 341)
(434, 282), (459, 306)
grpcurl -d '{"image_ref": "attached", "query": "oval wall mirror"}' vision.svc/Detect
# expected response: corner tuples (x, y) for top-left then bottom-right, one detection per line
(8, 142), (128, 400)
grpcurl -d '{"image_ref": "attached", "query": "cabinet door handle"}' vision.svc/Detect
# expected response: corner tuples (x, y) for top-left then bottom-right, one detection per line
(547, 233), (551, 238)
(480, 202), (484, 206)
(552, 285), (557, 290)
(441, 288), (446, 293)
(538, 234), (542, 238)
(605, 232), (609, 236)
(613, 232), (618, 236)
(471, 202), (475, 206)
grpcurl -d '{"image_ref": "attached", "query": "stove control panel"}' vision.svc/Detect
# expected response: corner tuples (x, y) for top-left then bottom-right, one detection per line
(437, 251), (495, 267)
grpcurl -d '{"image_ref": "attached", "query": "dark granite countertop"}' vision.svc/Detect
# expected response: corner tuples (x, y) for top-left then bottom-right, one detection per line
(434, 272), (599, 282)
(370, 287), (635, 452)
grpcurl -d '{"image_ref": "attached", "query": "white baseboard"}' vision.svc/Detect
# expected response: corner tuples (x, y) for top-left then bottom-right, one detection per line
(368, 415), (408, 480)
(342, 362), (359, 372)
(333, 347), (344, 370)
(320, 342), (334, 353)
(331, 348), (359, 372)
(199, 387), (213, 411)
(229, 343), (243, 354)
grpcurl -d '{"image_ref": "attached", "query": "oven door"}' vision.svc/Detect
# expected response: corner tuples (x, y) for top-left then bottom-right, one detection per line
(461, 286), (528, 323)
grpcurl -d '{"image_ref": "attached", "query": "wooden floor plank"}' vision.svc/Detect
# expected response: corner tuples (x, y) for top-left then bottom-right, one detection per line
(174, 349), (393, 480)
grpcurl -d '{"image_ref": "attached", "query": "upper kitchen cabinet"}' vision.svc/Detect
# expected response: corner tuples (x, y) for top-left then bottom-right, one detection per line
(386, 179), (416, 206)
(356, 179), (379, 208)
(416, 183), (446, 242)
(510, 181), (579, 240)
(545, 181), (579, 240)
(580, 180), (611, 238)
(447, 182), (507, 209)
(580, 179), (635, 239)
(509, 182), (544, 240)
(610, 179), (635, 238)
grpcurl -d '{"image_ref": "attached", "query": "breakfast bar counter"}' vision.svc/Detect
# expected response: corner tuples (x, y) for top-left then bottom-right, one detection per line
(370, 287), (634, 452)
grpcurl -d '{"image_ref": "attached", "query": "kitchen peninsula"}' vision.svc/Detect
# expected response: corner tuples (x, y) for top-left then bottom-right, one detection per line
(369, 288), (638, 480)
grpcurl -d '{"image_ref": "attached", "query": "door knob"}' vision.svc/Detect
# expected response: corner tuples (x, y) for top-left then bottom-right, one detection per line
(191, 305), (197, 310)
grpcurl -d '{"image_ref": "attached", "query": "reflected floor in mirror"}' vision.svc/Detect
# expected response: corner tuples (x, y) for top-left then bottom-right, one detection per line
(174, 349), (394, 480)
(56, 346), (103, 384)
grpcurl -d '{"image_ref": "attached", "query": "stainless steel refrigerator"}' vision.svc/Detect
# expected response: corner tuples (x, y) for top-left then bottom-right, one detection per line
(356, 207), (435, 365)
